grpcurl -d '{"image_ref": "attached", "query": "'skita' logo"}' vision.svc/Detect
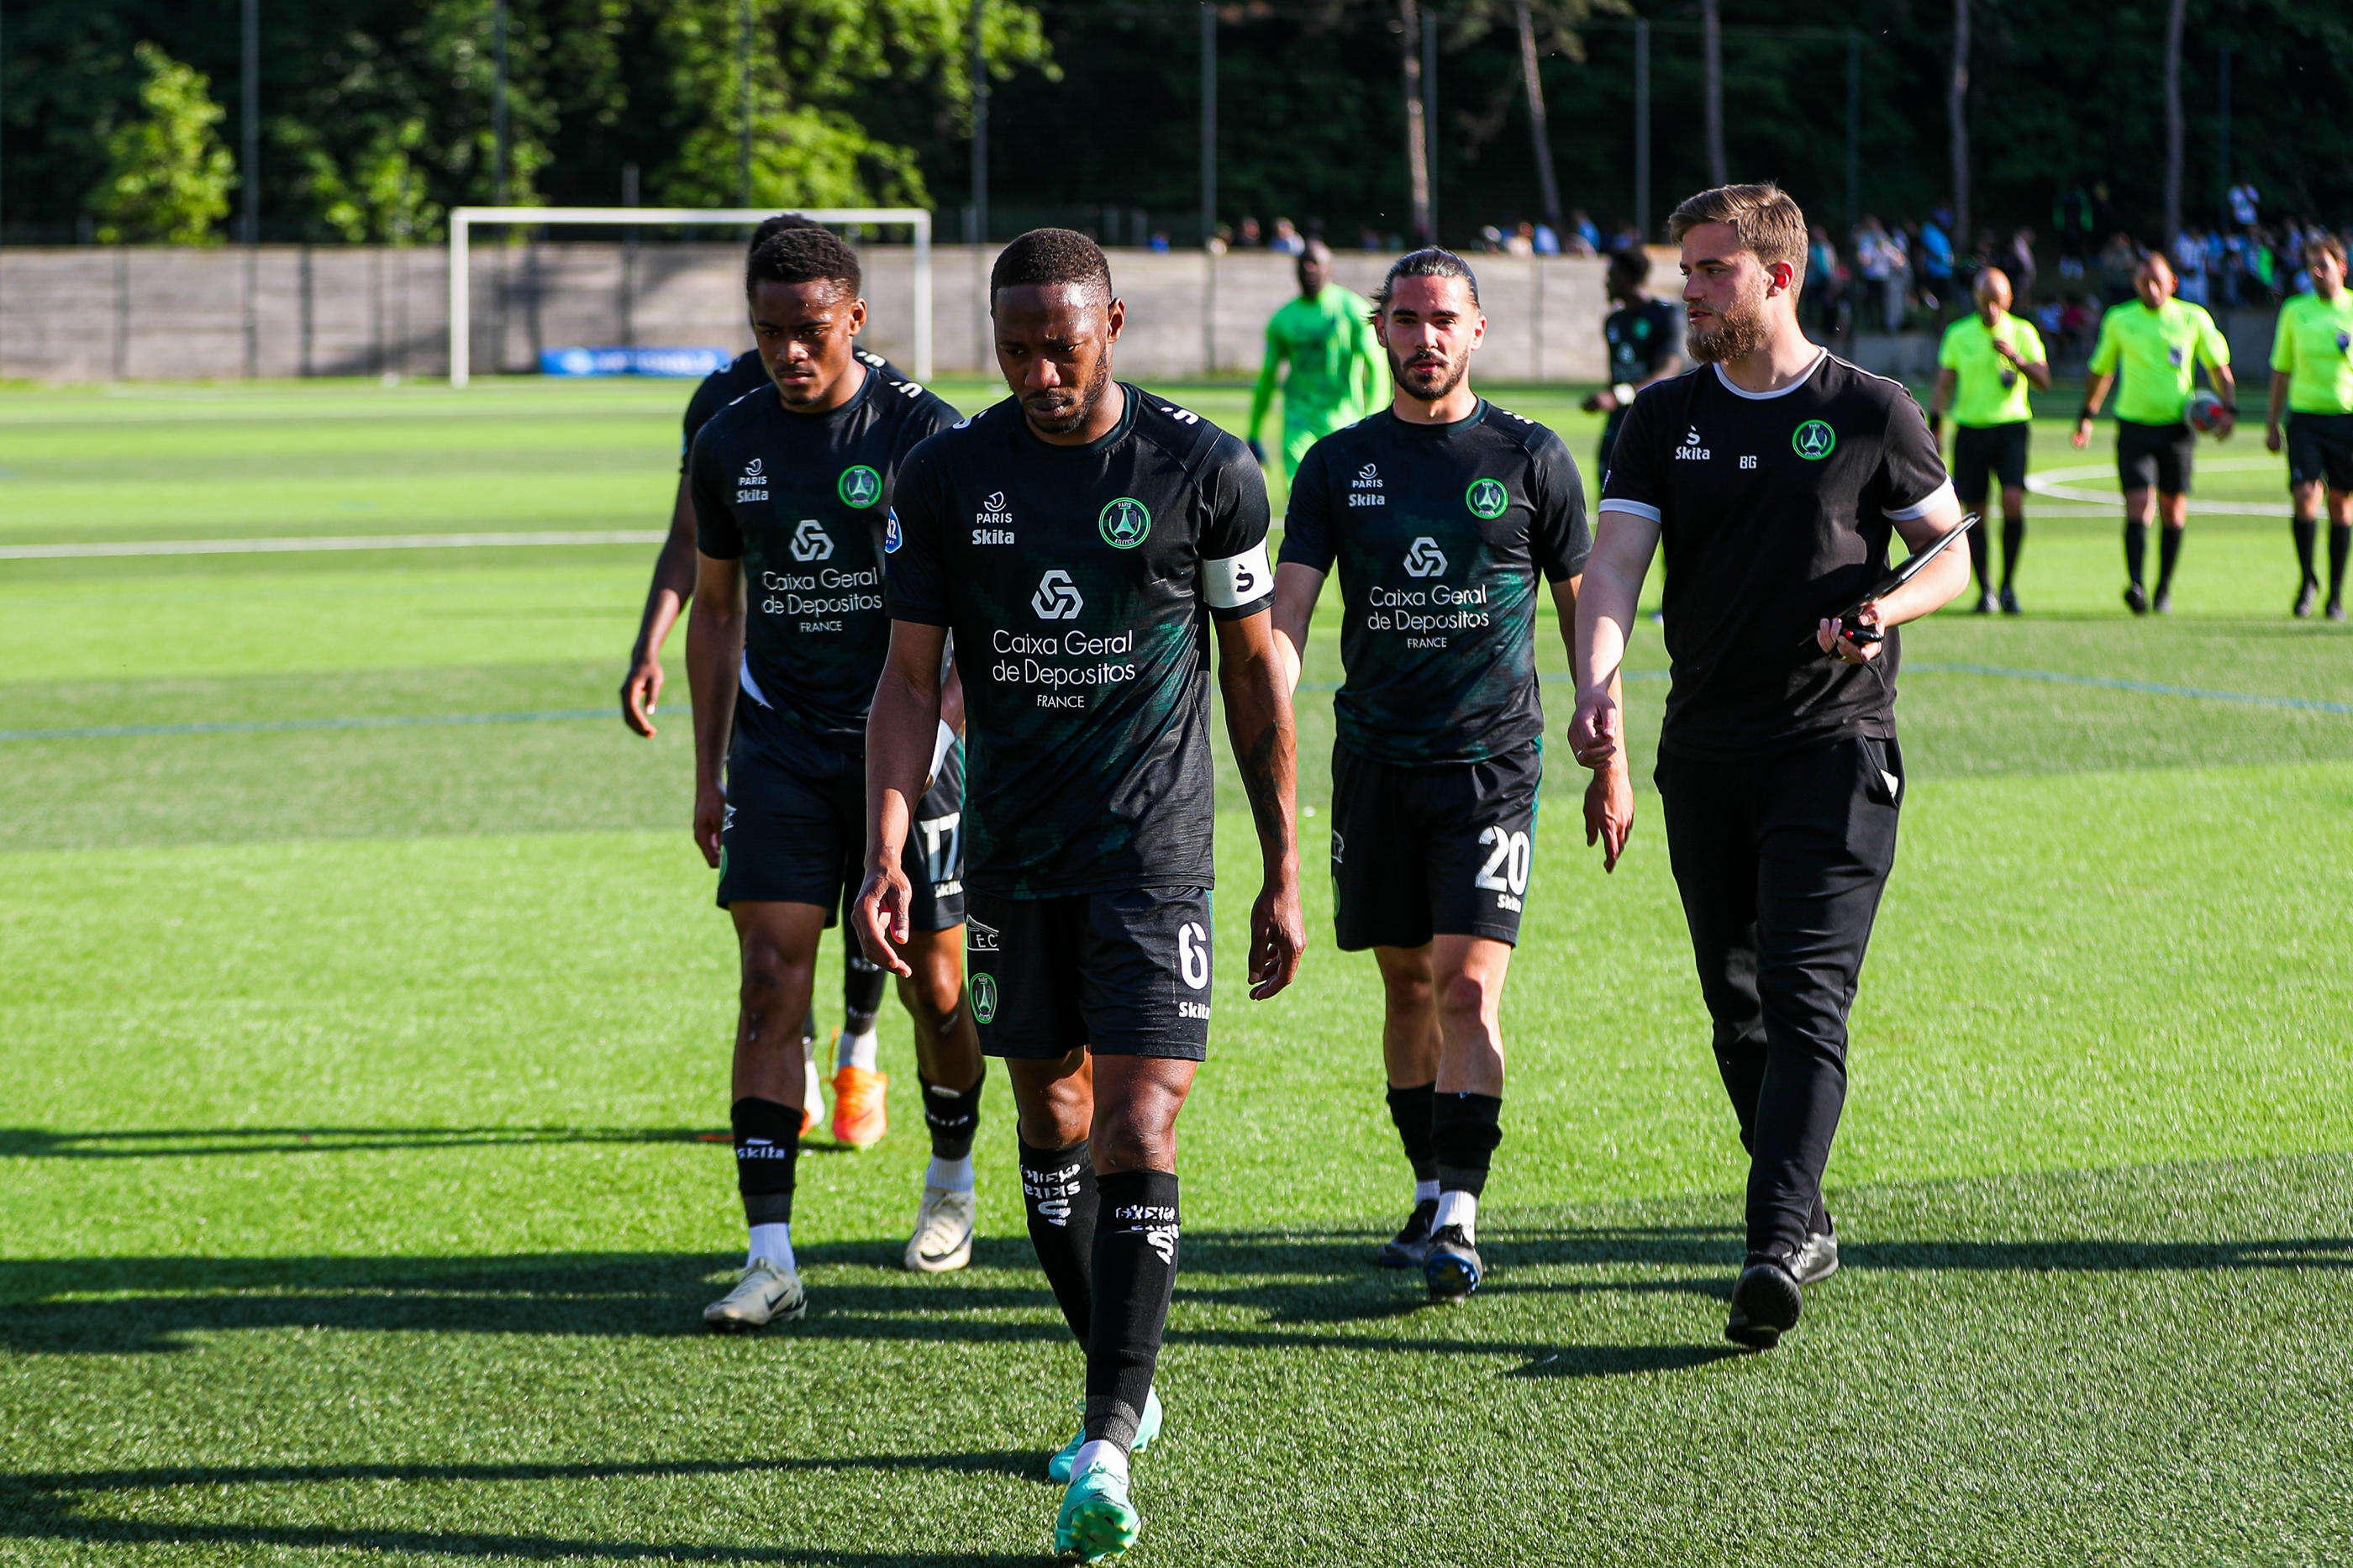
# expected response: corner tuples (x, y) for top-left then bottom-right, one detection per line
(971, 489), (1014, 544)
(1676, 426), (1712, 460)
(1403, 536), (1448, 577)
(1031, 569), (1084, 620)
(789, 518), (834, 562)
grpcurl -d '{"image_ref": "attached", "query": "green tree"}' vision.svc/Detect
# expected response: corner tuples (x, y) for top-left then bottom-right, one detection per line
(84, 41), (236, 244)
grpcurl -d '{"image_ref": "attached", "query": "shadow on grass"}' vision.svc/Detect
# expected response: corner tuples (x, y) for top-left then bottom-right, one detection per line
(2, 1455), (1048, 1564)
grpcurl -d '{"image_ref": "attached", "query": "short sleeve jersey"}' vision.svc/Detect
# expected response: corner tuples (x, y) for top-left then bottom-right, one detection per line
(1604, 298), (1682, 387)
(1599, 353), (1954, 760)
(2270, 292), (2353, 415)
(2088, 299), (2230, 425)
(689, 366), (958, 749)
(680, 345), (907, 471)
(1280, 402), (1590, 766)
(1937, 311), (2046, 427)
(886, 386), (1274, 897)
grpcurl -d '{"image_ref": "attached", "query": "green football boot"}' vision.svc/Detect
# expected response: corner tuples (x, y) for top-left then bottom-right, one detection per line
(1054, 1460), (1140, 1563)
(1046, 1386), (1161, 1483)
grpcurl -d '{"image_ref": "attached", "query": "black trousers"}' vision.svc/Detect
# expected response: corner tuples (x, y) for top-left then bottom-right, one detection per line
(1655, 734), (1903, 1259)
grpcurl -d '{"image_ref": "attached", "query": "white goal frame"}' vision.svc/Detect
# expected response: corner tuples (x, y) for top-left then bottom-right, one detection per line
(446, 206), (932, 387)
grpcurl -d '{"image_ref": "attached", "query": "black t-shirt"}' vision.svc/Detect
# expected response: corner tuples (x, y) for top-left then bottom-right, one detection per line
(1605, 298), (1682, 387)
(680, 345), (908, 472)
(887, 385), (1274, 897)
(1280, 401), (1589, 766)
(1599, 351), (1953, 759)
(689, 366), (959, 750)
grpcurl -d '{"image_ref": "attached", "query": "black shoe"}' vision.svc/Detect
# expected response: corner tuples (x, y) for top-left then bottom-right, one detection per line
(1789, 1226), (1840, 1287)
(1971, 589), (1998, 614)
(2295, 580), (2320, 618)
(1422, 1224), (1482, 1303)
(2124, 582), (2148, 615)
(1725, 1255), (1803, 1350)
(1999, 587), (2021, 616)
(1376, 1198), (1438, 1269)
(2152, 586), (2175, 615)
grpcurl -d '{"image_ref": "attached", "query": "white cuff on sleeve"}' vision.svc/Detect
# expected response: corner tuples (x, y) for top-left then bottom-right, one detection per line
(1598, 499), (1662, 524)
(1885, 480), (1957, 522)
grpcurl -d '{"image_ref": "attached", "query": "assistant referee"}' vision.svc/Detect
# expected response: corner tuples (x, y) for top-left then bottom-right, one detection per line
(1929, 267), (2048, 613)
(1568, 183), (1971, 1351)
(2263, 232), (2353, 619)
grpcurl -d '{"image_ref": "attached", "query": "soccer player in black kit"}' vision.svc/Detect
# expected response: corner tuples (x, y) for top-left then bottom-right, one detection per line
(684, 227), (988, 1329)
(857, 229), (1303, 1563)
(1583, 247), (1685, 471)
(1271, 248), (1632, 1304)
(624, 213), (918, 1150)
(1570, 184), (1970, 1350)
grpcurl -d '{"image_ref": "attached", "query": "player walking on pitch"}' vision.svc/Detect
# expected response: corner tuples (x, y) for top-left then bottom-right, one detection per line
(860, 229), (1303, 1562)
(1270, 248), (1632, 1302)
(2072, 250), (2235, 614)
(1246, 239), (1382, 481)
(2264, 232), (2353, 620)
(1929, 266), (2049, 613)
(1571, 184), (1971, 1350)
(623, 212), (918, 1146)
(685, 229), (987, 1330)
(1584, 247), (1685, 472)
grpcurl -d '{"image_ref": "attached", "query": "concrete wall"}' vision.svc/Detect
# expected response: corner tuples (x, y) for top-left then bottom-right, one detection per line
(0, 242), (1624, 384)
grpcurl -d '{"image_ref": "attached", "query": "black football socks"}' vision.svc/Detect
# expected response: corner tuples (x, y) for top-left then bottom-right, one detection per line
(2156, 524), (2185, 599)
(730, 1096), (801, 1228)
(1384, 1081), (1440, 1189)
(2330, 524), (2350, 603)
(1020, 1139), (1098, 1343)
(2294, 516), (2321, 591)
(1085, 1170), (1180, 1452)
(2002, 513), (2025, 592)
(2124, 519), (2148, 588)
(843, 942), (887, 1038)
(920, 1071), (985, 1163)
(1431, 1091), (1503, 1236)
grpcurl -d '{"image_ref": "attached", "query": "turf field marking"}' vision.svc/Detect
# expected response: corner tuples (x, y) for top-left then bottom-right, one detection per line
(1904, 660), (2353, 714)
(0, 530), (664, 560)
(2026, 457), (2285, 514)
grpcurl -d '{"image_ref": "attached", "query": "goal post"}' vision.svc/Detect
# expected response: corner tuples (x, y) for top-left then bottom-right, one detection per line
(446, 206), (933, 387)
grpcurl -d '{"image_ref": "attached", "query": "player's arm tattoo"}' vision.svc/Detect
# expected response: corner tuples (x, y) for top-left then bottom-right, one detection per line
(1238, 715), (1294, 860)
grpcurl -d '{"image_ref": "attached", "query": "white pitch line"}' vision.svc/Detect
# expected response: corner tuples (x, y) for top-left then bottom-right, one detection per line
(0, 529), (666, 560)
(2026, 456), (2287, 514)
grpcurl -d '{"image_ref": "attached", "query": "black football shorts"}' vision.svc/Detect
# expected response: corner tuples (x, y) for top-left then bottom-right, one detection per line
(2116, 418), (2196, 496)
(2285, 411), (2353, 492)
(962, 885), (1213, 1061)
(1951, 421), (2029, 501)
(1329, 739), (1540, 952)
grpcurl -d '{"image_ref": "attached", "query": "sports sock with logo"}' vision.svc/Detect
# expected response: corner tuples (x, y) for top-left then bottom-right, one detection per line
(2002, 514), (2026, 591)
(1020, 1139), (1098, 1342)
(2156, 524), (2185, 596)
(920, 1071), (984, 1170)
(2330, 524), (2350, 598)
(2293, 516), (2321, 585)
(1384, 1081), (1439, 1189)
(2124, 519), (2148, 587)
(1085, 1169), (1180, 1454)
(731, 1096), (801, 1234)
(840, 943), (887, 1062)
(1432, 1092), (1503, 1241)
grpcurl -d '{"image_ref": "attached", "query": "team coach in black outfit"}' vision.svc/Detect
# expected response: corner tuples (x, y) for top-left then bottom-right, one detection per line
(1569, 183), (1971, 1350)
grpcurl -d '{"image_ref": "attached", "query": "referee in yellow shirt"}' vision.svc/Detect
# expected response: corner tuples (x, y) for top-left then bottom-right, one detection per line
(2072, 250), (2236, 614)
(1930, 267), (2049, 613)
(2264, 233), (2353, 619)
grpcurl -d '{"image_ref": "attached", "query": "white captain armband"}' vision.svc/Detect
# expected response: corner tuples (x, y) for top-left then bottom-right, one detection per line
(1201, 540), (1274, 610)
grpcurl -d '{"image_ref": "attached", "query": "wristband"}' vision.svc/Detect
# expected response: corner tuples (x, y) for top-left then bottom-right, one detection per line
(929, 719), (958, 781)
(2077, 405), (2097, 424)
(1612, 381), (1636, 406)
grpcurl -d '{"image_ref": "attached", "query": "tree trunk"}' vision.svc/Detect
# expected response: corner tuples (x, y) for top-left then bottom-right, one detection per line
(1402, 0), (1433, 244)
(1702, 0), (1725, 186)
(1950, 0), (1970, 254)
(2162, 0), (2186, 241)
(1515, 0), (1563, 236)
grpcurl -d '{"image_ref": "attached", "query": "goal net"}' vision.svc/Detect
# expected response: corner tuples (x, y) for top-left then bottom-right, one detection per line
(446, 206), (933, 387)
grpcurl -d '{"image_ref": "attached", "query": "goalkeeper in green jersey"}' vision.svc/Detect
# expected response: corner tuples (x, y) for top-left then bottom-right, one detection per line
(1248, 239), (1382, 480)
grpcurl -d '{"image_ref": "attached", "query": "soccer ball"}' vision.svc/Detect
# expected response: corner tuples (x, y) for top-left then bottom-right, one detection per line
(2186, 389), (2229, 435)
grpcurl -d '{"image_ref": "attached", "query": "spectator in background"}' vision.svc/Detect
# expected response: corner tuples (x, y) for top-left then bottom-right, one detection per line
(2229, 182), (2261, 229)
(1505, 222), (1536, 257)
(1150, 231), (1171, 254)
(1270, 217), (1305, 255)
(2174, 228), (2210, 304)
(1854, 217), (1893, 329)
(2098, 232), (2142, 304)
(1608, 220), (1642, 252)
(1884, 225), (1913, 331)
(1357, 225), (1384, 251)
(2008, 227), (2040, 307)
(1208, 224), (1233, 255)
(1238, 217), (1263, 248)
(1532, 221), (1561, 255)
(1804, 225), (1846, 336)
(1571, 208), (1601, 253)
(1920, 208), (1956, 308)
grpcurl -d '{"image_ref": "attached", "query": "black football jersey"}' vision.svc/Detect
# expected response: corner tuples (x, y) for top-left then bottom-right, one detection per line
(689, 366), (958, 750)
(679, 345), (908, 472)
(1281, 402), (1589, 765)
(1604, 298), (1682, 387)
(886, 386), (1274, 897)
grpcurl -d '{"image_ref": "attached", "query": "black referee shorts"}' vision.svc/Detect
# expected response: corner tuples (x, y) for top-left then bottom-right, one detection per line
(961, 885), (1213, 1062)
(1329, 739), (1540, 952)
(2116, 418), (2196, 497)
(2285, 412), (2353, 492)
(1951, 421), (2029, 502)
(718, 707), (965, 931)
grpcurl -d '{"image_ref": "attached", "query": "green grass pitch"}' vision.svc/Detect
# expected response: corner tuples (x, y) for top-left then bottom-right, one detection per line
(1, 371), (2349, 1566)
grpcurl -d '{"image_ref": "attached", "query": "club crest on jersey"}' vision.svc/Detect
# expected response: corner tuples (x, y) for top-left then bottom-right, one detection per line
(838, 465), (882, 508)
(1465, 478), (1509, 519)
(1677, 428), (1710, 460)
(789, 518), (834, 562)
(2166, 345), (2187, 368)
(972, 490), (1014, 544)
(969, 971), (998, 1023)
(2337, 331), (2350, 353)
(1403, 537), (1448, 577)
(1354, 463), (1381, 487)
(1098, 496), (1151, 549)
(1792, 420), (1837, 460)
(1031, 569), (1084, 620)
